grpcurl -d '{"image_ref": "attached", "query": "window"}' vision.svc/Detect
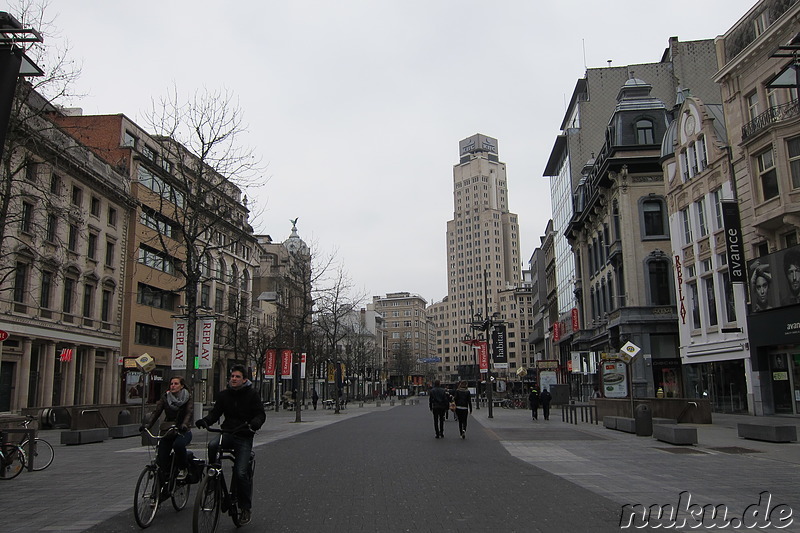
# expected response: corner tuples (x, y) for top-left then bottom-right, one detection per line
(123, 130), (136, 148)
(105, 241), (115, 267)
(747, 92), (760, 121)
(107, 207), (117, 226)
(71, 185), (82, 207)
(636, 119), (655, 144)
(753, 10), (769, 37)
(704, 277), (718, 327)
(756, 148), (779, 200)
(13, 262), (28, 303)
(135, 323), (173, 348)
(642, 199), (667, 237)
(68, 224), (79, 252)
(82, 283), (95, 318)
(696, 199), (708, 237)
(215, 288), (224, 313)
(138, 245), (176, 275)
(788, 137), (800, 189)
(648, 259), (671, 306)
(680, 150), (690, 181)
(40, 271), (53, 309)
(46, 213), (57, 243)
(25, 160), (38, 182)
(722, 271), (737, 323)
(697, 135), (708, 172)
(688, 143), (697, 177)
(140, 209), (173, 238)
(87, 233), (98, 260)
(101, 289), (112, 322)
(50, 174), (61, 194)
(63, 276), (76, 313)
(711, 189), (724, 229)
(21, 202), (33, 233)
(137, 283), (177, 311)
(681, 208), (693, 244)
(688, 282), (701, 329)
(200, 284), (210, 308)
(90, 196), (100, 217)
(142, 145), (156, 161)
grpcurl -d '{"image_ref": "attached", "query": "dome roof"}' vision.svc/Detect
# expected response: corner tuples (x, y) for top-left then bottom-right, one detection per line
(661, 118), (679, 158)
(283, 219), (309, 256)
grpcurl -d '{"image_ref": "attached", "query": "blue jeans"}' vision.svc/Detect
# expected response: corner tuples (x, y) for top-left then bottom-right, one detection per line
(157, 430), (192, 474)
(208, 434), (254, 510)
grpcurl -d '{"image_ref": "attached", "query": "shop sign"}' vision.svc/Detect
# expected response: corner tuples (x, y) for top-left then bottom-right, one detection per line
(721, 200), (746, 283)
(773, 372), (789, 381)
(571, 308), (579, 331)
(602, 361), (628, 398)
(674, 255), (687, 324)
(492, 324), (508, 368)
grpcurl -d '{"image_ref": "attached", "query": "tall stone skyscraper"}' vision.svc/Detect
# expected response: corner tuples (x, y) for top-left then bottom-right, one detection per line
(435, 134), (522, 382)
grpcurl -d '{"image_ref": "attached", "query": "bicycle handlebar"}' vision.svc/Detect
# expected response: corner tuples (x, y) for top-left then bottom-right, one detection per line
(142, 426), (179, 440)
(202, 423), (254, 435)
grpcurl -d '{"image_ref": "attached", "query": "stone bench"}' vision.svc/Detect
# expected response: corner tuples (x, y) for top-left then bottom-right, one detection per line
(60, 428), (109, 445)
(653, 417), (678, 425)
(737, 423), (797, 443)
(109, 424), (140, 438)
(604, 416), (636, 433)
(653, 424), (697, 445)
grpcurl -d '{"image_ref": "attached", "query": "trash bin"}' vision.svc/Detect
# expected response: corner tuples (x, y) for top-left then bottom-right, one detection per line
(634, 403), (653, 436)
(118, 409), (132, 425)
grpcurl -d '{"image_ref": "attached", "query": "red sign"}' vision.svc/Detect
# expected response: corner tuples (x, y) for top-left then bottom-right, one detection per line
(477, 341), (489, 373)
(571, 308), (579, 331)
(280, 349), (293, 378)
(0, 329), (8, 342)
(553, 322), (561, 342)
(264, 349), (276, 376)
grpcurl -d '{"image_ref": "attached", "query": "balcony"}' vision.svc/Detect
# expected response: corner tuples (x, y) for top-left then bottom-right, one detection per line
(742, 100), (800, 140)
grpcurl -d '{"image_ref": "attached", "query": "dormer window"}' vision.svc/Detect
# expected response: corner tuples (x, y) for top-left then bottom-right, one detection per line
(636, 119), (655, 144)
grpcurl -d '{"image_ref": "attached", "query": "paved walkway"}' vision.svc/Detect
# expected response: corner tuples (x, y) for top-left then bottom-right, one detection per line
(3, 401), (800, 531)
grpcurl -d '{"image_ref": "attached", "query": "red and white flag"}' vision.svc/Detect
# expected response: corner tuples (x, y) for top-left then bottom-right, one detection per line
(59, 348), (73, 362)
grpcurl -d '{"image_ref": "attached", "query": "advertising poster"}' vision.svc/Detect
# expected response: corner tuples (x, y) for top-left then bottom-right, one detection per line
(602, 361), (628, 398)
(539, 370), (557, 392)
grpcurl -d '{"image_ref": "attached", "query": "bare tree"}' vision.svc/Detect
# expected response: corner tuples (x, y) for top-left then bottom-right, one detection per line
(139, 86), (264, 396)
(0, 1), (83, 291)
(314, 264), (364, 414)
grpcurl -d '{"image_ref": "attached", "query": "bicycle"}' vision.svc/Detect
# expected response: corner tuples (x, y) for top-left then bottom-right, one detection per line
(15, 415), (55, 471)
(193, 424), (256, 532)
(133, 426), (194, 529)
(0, 435), (26, 480)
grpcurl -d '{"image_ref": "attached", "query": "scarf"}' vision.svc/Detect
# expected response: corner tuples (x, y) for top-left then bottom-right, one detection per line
(166, 387), (189, 409)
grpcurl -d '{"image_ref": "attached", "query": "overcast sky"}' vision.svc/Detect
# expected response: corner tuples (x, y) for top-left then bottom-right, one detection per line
(46, 0), (756, 306)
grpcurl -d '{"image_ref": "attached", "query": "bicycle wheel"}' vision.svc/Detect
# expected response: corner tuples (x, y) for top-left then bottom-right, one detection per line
(133, 467), (160, 528)
(172, 480), (191, 511)
(0, 444), (26, 480)
(193, 473), (220, 533)
(25, 438), (55, 471)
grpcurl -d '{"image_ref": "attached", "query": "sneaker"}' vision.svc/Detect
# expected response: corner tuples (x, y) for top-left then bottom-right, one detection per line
(176, 469), (188, 480)
(239, 508), (251, 525)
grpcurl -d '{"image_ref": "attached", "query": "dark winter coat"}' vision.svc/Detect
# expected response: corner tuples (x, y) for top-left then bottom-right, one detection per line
(453, 388), (472, 413)
(147, 391), (194, 433)
(528, 389), (540, 409)
(429, 385), (450, 410)
(539, 390), (552, 406)
(202, 380), (266, 437)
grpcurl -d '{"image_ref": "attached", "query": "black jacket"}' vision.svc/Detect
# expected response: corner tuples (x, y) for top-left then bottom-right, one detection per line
(539, 390), (552, 405)
(202, 380), (266, 436)
(453, 388), (472, 412)
(429, 386), (450, 410)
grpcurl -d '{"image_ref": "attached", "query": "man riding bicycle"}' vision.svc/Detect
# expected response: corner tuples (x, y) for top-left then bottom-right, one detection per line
(195, 365), (265, 525)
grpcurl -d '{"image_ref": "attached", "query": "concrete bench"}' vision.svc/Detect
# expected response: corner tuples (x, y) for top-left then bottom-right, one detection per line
(614, 417), (636, 433)
(737, 423), (797, 443)
(653, 417), (678, 425)
(604, 416), (621, 429)
(109, 424), (140, 439)
(653, 424), (697, 445)
(61, 428), (109, 445)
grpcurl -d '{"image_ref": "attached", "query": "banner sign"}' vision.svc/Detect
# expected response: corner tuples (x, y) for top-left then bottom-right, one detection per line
(571, 308), (579, 331)
(300, 353), (307, 378)
(553, 321), (561, 342)
(197, 318), (215, 369)
(492, 324), (508, 368)
(281, 349), (293, 378)
(59, 348), (73, 362)
(674, 255), (687, 324)
(171, 319), (187, 370)
(478, 341), (489, 373)
(721, 200), (746, 283)
(264, 349), (276, 377)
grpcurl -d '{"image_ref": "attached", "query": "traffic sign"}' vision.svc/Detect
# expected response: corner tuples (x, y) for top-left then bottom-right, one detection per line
(0, 329), (8, 342)
(619, 341), (641, 363)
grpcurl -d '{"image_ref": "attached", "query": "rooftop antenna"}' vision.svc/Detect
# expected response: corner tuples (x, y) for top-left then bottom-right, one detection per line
(582, 39), (587, 70)
(607, 60), (612, 67)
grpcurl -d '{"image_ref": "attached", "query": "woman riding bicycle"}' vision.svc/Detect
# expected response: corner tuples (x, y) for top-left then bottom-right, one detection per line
(142, 376), (194, 480)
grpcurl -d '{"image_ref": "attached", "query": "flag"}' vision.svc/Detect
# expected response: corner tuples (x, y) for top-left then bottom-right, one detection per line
(280, 349), (292, 378)
(59, 348), (73, 362)
(264, 349), (277, 377)
(171, 319), (187, 370)
(197, 317), (215, 370)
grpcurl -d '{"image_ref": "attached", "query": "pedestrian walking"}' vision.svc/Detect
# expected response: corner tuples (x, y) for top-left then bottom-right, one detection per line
(312, 388), (319, 410)
(452, 380), (473, 439)
(540, 387), (552, 421)
(429, 380), (450, 438)
(528, 387), (540, 420)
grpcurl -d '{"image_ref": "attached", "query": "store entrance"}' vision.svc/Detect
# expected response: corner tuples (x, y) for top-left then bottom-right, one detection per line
(771, 353), (794, 414)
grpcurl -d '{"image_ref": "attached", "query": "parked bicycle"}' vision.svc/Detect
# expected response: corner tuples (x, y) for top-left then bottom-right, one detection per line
(0, 434), (26, 480)
(133, 426), (197, 529)
(502, 396), (526, 409)
(15, 415), (54, 471)
(192, 424), (256, 532)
